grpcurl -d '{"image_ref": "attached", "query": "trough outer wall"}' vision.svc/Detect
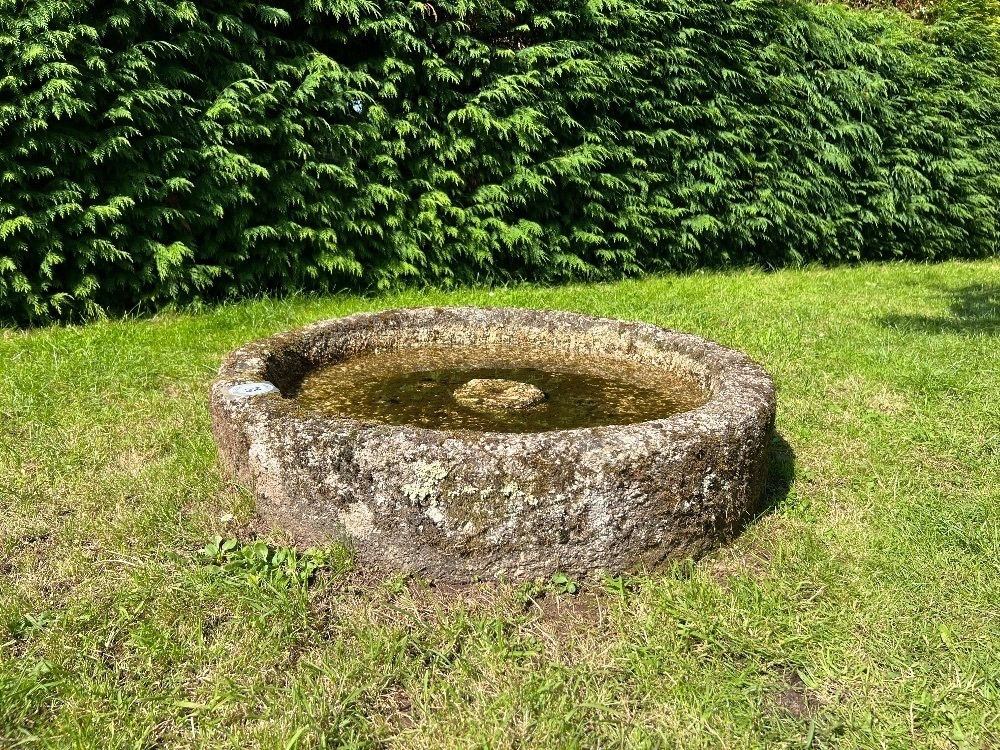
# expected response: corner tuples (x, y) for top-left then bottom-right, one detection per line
(209, 307), (776, 581)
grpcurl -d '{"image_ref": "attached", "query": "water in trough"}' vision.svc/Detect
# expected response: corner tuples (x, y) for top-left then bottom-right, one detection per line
(290, 344), (707, 433)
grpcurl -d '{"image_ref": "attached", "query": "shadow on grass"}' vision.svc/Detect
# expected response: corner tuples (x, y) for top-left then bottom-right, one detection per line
(757, 431), (796, 517)
(880, 283), (999, 335)
(710, 431), (795, 561)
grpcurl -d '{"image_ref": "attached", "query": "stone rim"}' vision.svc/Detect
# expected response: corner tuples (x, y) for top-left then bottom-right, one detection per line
(211, 306), (771, 440)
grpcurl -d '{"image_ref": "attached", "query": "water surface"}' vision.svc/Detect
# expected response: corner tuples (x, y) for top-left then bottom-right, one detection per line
(290, 345), (706, 433)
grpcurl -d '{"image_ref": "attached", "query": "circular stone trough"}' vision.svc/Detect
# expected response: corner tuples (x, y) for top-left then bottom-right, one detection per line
(210, 307), (776, 581)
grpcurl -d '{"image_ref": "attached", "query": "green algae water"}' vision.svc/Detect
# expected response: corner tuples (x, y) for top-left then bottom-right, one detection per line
(290, 346), (707, 433)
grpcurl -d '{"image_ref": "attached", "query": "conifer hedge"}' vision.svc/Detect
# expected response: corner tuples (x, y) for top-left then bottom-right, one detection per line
(2, 0), (999, 321)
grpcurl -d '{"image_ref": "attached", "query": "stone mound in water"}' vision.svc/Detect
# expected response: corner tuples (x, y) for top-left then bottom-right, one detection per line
(210, 306), (776, 581)
(453, 378), (546, 412)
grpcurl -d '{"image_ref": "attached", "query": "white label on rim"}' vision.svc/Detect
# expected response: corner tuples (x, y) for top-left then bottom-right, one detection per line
(227, 382), (279, 398)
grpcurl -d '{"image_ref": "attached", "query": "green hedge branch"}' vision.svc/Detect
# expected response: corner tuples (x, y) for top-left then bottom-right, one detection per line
(1, 0), (998, 321)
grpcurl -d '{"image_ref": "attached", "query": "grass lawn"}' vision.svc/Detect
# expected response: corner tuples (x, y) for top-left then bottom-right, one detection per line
(1, 260), (998, 749)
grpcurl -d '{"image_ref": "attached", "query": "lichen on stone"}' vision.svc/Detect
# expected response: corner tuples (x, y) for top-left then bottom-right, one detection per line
(401, 460), (450, 506)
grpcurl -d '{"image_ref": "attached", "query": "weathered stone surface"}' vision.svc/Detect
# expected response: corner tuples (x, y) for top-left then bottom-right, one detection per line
(453, 378), (546, 412)
(210, 306), (776, 581)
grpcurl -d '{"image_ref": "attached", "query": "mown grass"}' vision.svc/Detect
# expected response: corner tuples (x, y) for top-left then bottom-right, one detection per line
(1, 260), (998, 749)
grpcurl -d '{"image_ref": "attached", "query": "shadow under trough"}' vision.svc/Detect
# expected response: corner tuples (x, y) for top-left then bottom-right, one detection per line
(755, 431), (797, 520)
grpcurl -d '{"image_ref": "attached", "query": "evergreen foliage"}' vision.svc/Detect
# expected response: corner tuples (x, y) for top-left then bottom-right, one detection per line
(2, 0), (999, 321)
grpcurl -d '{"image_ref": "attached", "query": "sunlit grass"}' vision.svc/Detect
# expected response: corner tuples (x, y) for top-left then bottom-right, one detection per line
(2, 260), (998, 748)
